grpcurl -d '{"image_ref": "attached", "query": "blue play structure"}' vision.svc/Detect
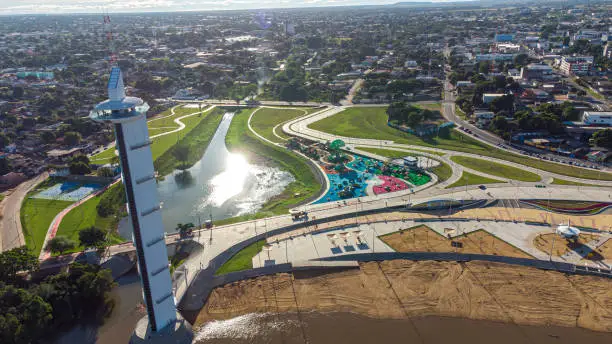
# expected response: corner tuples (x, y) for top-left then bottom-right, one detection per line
(33, 182), (103, 202)
(314, 155), (381, 204)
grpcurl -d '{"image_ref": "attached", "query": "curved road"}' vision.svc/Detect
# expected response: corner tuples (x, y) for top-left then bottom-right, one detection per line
(281, 106), (612, 187)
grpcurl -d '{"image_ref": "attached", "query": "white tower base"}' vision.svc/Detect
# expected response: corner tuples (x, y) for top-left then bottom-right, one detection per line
(130, 313), (193, 344)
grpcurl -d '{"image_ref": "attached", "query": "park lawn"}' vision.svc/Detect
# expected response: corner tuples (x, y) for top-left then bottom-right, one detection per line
(218, 107), (323, 225)
(215, 240), (266, 275)
(446, 171), (504, 189)
(309, 106), (612, 181)
(355, 146), (453, 183)
(450, 156), (541, 182)
(54, 194), (124, 255)
(20, 198), (73, 254)
(250, 107), (312, 143)
(154, 108), (224, 177)
(90, 106), (208, 164)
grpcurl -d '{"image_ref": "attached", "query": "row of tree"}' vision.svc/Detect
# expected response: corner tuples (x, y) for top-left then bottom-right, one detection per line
(0, 247), (115, 344)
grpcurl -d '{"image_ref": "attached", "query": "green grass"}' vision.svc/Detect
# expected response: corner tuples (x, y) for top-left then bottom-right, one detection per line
(0, 194), (4, 202)
(90, 106), (210, 164)
(54, 193), (124, 255)
(550, 178), (597, 187)
(455, 107), (467, 119)
(250, 107), (312, 143)
(446, 171), (504, 189)
(154, 108), (224, 177)
(586, 87), (604, 100)
(215, 239), (266, 275)
(20, 198), (73, 253)
(355, 146), (453, 183)
(450, 156), (541, 182)
(309, 105), (612, 181)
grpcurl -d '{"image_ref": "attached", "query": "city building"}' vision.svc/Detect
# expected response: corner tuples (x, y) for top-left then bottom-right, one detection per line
(559, 56), (594, 76)
(573, 29), (602, 43)
(520, 64), (554, 80)
(494, 33), (515, 42)
(482, 93), (506, 104)
(583, 111), (612, 126)
(89, 67), (178, 333)
(475, 53), (515, 62)
(474, 111), (495, 127)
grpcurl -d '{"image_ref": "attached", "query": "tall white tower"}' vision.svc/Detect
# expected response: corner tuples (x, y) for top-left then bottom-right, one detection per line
(90, 67), (176, 333)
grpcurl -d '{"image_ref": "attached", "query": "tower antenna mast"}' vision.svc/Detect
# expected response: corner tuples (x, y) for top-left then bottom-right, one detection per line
(102, 9), (117, 66)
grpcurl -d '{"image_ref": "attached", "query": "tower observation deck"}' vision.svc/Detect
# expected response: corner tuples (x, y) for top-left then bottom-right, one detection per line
(90, 67), (177, 334)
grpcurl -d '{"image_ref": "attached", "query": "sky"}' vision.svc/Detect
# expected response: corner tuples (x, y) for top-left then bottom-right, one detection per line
(0, 0), (461, 15)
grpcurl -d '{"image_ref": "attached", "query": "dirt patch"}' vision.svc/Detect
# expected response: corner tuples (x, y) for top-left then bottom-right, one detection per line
(194, 260), (612, 332)
(533, 233), (600, 258)
(380, 225), (532, 258)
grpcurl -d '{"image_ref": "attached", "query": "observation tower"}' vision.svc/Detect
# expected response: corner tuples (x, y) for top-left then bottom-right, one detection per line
(90, 67), (191, 342)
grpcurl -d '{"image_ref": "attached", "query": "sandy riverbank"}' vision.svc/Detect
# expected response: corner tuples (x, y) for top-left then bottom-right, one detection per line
(194, 260), (612, 333)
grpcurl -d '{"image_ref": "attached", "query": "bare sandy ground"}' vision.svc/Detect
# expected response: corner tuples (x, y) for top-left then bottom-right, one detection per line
(380, 225), (532, 258)
(195, 260), (612, 332)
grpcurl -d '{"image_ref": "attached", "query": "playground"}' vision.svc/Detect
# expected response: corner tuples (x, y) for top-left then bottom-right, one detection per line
(314, 149), (432, 203)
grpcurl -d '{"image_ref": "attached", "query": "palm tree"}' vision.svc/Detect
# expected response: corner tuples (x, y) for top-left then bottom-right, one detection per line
(176, 223), (195, 238)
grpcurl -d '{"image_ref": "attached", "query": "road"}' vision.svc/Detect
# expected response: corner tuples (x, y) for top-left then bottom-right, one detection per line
(0, 172), (48, 252)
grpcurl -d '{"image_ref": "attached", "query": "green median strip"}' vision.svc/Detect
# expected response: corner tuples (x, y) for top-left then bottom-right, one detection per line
(215, 239), (266, 275)
(450, 156), (541, 182)
(550, 178), (598, 187)
(446, 171), (504, 189)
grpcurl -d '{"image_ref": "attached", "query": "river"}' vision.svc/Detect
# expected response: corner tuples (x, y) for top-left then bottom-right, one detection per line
(193, 312), (612, 344)
(119, 112), (293, 238)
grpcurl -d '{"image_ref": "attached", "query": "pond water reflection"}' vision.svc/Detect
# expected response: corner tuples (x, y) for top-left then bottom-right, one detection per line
(119, 112), (293, 238)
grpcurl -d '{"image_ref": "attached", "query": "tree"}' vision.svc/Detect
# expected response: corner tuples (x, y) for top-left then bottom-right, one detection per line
(490, 94), (514, 113)
(172, 144), (190, 169)
(513, 53), (528, 67)
(96, 166), (114, 178)
(494, 75), (507, 90)
(79, 227), (107, 248)
(176, 223), (195, 238)
(0, 285), (52, 344)
(41, 131), (55, 143)
(0, 133), (9, 149)
(489, 116), (509, 133)
(592, 129), (612, 149)
(69, 161), (91, 175)
(11, 86), (24, 99)
(63, 131), (82, 145)
(0, 157), (10, 175)
(46, 236), (76, 255)
(0, 246), (38, 283)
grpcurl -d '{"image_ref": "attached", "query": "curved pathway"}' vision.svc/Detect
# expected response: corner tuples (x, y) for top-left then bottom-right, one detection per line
(282, 106), (612, 187)
(90, 105), (216, 162)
